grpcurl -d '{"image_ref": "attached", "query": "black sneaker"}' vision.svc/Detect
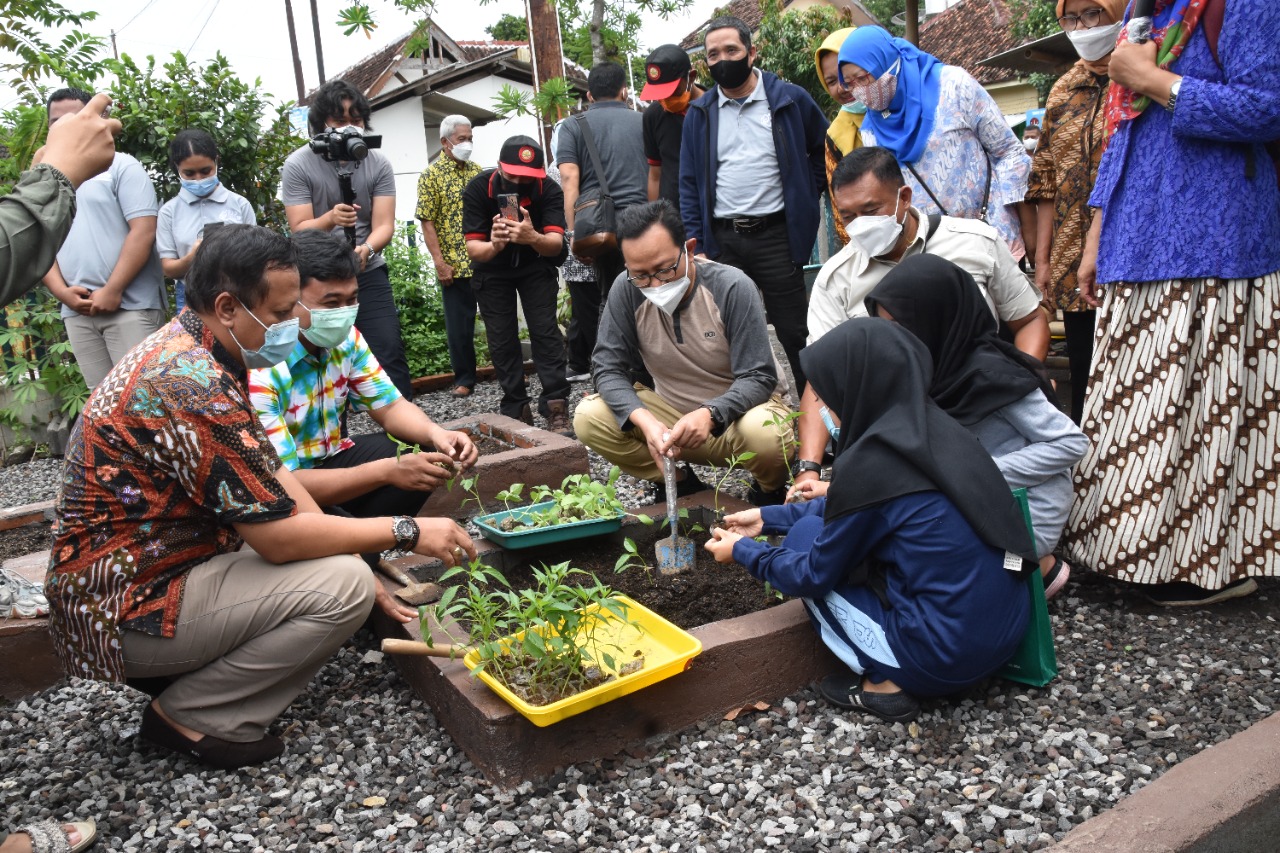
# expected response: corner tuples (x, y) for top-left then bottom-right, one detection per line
(140, 702), (285, 769)
(817, 674), (921, 723)
(747, 480), (788, 507)
(1142, 577), (1257, 607)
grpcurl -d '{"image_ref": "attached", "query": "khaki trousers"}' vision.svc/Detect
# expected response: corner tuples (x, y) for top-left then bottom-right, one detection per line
(574, 388), (794, 492)
(121, 549), (375, 742)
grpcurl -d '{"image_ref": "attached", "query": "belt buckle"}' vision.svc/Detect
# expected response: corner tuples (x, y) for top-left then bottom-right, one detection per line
(732, 216), (761, 234)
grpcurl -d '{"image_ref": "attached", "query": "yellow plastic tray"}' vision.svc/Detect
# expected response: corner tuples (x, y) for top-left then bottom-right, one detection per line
(462, 595), (702, 727)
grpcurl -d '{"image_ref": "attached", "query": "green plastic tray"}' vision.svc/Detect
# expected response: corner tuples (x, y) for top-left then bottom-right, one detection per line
(474, 500), (624, 549)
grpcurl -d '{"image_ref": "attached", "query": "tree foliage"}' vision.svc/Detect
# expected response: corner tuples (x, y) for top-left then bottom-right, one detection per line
(755, 1), (850, 120)
(486, 14), (528, 42)
(859, 0), (907, 37)
(1007, 0), (1060, 43)
(107, 53), (305, 230)
(0, 0), (109, 104)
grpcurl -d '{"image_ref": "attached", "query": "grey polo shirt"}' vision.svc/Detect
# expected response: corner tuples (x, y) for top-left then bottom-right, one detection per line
(55, 152), (165, 319)
(555, 100), (648, 210)
(156, 184), (256, 284)
(714, 69), (784, 219)
(280, 144), (396, 271)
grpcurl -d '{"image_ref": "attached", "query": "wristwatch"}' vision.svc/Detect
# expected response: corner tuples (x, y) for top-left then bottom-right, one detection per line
(391, 516), (420, 552)
(359, 241), (375, 256)
(701, 403), (725, 431)
(1165, 78), (1182, 112)
(792, 460), (823, 477)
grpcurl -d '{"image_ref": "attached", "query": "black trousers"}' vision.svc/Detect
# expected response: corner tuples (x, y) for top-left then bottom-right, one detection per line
(320, 433), (430, 569)
(442, 275), (478, 388)
(357, 265), (413, 400)
(1063, 309), (1096, 425)
(473, 267), (570, 418)
(711, 218), (810, 394)
(566, 247), (625, 375)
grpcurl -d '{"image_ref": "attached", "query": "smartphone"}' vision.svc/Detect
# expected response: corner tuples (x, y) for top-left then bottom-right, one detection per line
(499, 193), (520, 221)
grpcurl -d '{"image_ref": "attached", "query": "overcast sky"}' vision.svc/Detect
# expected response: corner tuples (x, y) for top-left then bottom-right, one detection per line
(5, 0), (723, 110)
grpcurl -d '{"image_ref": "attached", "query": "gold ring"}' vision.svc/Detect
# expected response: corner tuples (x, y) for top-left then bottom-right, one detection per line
(453, 546), (465, 558)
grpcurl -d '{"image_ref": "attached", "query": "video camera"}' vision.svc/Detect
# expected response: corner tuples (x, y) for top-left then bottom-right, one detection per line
(308, 126), (383, 162)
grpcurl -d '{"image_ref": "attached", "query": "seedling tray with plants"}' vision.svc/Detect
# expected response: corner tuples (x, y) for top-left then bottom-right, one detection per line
(473, 468), (629, 548)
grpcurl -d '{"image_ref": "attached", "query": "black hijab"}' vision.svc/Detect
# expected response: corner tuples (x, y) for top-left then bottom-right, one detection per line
(801, 318), (1037, 563)
(863, 254), (1053, 425)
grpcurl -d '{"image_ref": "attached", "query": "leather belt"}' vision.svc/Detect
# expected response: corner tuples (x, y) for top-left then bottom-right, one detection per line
(712, 210), (785, 234)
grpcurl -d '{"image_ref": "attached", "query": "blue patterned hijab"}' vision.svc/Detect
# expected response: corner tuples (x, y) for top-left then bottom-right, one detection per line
(837, 26), (944, 165)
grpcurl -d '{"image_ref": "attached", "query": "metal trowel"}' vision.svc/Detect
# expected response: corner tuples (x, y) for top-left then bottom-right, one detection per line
(655, 434), (696, 574)
(376, 558), (443, 606)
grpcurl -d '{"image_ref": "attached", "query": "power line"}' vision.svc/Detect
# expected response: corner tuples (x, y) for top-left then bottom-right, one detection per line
(187, 0), (222, 55)
(117, 0), (160, 34)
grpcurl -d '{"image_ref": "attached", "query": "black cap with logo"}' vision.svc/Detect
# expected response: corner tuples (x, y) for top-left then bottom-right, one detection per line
(497, 135), (546, 178)
(640, 44), (692, 101)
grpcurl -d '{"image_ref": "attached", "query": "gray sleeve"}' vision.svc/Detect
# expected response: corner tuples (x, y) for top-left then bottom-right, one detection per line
(371, 156), (396, 198)
(591, 282), (646, 428)
(0, 166), (75, 308)
(557, 120), (581, 167)
(990, 391), (1089, 489)
(155, 200), (178, 258)
(706, 270), (780, 422)
(115, 157), (160, 220)
(281, 153), (313, 207)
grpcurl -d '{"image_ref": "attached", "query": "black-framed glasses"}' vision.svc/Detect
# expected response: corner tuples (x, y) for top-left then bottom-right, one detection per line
(1058, 8), (1104, 31)
(626, 247), (685, 287)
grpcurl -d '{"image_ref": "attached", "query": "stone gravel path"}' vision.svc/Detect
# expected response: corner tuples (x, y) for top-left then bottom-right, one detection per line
(5, 379), (1280, 850)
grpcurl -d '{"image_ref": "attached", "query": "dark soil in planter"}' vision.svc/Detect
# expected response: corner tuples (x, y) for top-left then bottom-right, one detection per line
(470, 433), (513, 456)
(423, 523), (787, 630)
(0, 523), (52, 562)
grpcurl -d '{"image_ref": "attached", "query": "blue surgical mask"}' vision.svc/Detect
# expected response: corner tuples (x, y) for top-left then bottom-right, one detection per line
(841, 101), (868, 115)
(181, 172), (220, 198)
(300, 301), (359, 349)
(819, 405), (841, 442)
(231, 299), (300, 369)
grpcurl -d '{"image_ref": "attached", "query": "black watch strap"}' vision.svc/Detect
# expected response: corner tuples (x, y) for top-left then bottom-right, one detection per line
(792, 460), (823, 476)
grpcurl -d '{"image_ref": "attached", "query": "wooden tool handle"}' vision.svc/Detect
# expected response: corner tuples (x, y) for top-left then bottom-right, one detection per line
(381, 638), (470, 658)
(375, 559), (415, 587)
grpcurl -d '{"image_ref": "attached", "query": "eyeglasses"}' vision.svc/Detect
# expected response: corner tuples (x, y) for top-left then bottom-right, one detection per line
(626, 248), (685, 287)
(1057, 8), (1104, 31)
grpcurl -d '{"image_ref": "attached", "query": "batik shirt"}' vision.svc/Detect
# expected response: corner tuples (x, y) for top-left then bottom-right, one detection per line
(1026, 64), (1108, 312)
(416, 155), (483, 279)
(249, 328), (400, 471)
(46, 310), (296, 682)
(860, 66), (1031, 260)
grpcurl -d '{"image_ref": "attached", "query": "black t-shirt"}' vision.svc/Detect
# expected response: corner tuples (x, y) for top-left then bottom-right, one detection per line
(642, 102), (687, 208)
(462, 169), (568, 278)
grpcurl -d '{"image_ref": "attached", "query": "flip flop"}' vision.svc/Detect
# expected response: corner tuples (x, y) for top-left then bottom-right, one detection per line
(15, 818), (97, 853)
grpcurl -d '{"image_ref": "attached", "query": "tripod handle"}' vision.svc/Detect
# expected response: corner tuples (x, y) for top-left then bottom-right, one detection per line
(337, 172), (358, 247)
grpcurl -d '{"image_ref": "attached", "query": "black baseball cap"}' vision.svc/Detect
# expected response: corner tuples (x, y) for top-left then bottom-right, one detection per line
(640, 44), (692, 101)
(498, 135), (545, 178)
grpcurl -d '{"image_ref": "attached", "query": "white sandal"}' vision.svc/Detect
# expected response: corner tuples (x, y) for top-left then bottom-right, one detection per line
(1, 569), (48, 618)
(14, 818), (97, 852)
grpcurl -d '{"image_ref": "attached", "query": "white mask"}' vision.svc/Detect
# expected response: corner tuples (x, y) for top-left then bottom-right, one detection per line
(847, 190), (905, 259)
(1067, 20), (1123, 62)
(641, 275), (690, 315)
(450, 140), (474, 162)
(1023, 137), (1039, 153)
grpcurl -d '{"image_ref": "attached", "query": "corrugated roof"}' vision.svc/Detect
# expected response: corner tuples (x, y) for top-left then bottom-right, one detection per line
(919, 0), (1022, 85)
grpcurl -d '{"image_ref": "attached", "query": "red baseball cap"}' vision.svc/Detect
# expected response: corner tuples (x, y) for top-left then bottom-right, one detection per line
(640, 44), (692, 101)
(498, 135), (546, 178)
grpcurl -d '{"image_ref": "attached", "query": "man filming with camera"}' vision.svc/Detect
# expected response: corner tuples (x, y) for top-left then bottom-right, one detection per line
(282, 79), (412, 398)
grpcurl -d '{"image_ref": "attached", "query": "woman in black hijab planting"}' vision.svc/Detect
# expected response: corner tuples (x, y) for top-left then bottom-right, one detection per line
(865, 254), (1087, 599)
(705, 319), (1037, 723)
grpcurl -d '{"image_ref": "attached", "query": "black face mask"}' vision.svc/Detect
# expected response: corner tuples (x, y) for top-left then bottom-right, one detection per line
(709, 56), (753, 90)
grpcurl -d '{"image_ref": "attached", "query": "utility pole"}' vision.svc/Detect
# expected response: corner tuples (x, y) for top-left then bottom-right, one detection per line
(110, 29), (118, 60)
(525, 0), (566, 151)
(284, 0), (307, 103)
(309, 0), (326, 84)
(905, 0), (920, 45)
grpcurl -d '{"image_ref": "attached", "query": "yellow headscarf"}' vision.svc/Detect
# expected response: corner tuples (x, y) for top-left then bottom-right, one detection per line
(814, 26), (861, 156)
(1056, 0), (1129, 75)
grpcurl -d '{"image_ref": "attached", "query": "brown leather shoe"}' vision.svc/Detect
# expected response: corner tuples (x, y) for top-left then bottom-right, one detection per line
(545, 399), (573, 436)
(516, 403), (534, 425)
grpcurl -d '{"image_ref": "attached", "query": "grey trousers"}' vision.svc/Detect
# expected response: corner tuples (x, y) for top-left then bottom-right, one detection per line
(121, 548), (375, 742)
(64, 307), (166, 389)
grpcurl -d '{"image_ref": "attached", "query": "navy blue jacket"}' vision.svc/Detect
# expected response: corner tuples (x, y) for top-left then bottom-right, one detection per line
(678, 70), (829, 265)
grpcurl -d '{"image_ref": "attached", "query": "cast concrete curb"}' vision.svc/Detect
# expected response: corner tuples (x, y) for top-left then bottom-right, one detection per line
(1051, 709), (1280, 852)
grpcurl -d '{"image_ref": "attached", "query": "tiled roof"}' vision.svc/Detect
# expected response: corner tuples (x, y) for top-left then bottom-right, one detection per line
(919, 0), (1022, 85)
(680, 0), (766, 51)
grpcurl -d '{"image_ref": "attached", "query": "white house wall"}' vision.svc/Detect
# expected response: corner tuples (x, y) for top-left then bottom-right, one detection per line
(371, 76), (543, 225)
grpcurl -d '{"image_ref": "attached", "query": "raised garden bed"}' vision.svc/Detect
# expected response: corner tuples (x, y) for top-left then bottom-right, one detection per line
(374, 492), (840, 785)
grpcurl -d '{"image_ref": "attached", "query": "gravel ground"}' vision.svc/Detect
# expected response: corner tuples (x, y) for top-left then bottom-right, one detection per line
(4, 573), (1280, 851)
(8, 363), (1280, 850)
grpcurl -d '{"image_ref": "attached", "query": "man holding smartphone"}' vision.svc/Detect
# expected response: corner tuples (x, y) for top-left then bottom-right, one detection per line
(462, 136), (573, 433)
